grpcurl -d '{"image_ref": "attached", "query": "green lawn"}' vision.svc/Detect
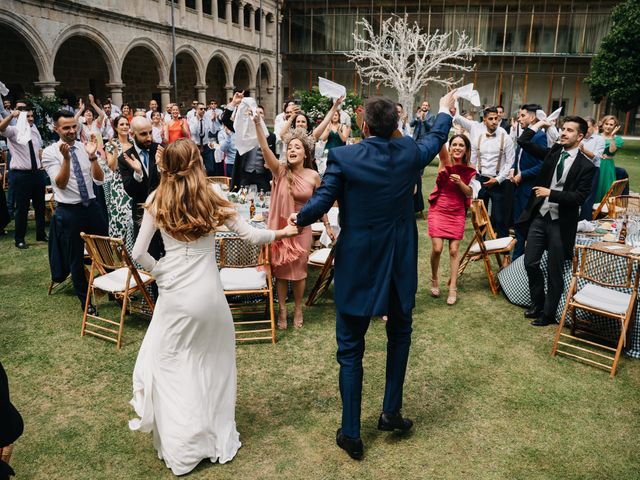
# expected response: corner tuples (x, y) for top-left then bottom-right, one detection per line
(1, 142), (640, 479)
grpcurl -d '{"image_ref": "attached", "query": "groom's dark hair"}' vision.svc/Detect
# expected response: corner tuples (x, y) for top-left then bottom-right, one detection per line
(364, 97), (398, 138)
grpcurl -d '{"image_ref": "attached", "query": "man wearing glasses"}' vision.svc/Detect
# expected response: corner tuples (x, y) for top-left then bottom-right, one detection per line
(189, 103), (215, 175)
(186, 99), (199, 121)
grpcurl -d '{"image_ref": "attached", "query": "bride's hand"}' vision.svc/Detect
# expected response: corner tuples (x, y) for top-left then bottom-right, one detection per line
(275, 225), (300, 239)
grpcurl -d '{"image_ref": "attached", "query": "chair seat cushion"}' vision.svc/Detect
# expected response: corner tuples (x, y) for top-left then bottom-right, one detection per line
(573, 283), (632, 315)
(469, 236), (513, 254)
(92, 267), (151, 293)
(220, 267), (267, 290)
(311, 222), (325, 233)
(309, 248), (333, 265)
(592, 202), (608, 213)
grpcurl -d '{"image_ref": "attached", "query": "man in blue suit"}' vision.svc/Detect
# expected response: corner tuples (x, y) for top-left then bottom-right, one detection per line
(510, 104), (546, 260)
(290, 92), (455, 459)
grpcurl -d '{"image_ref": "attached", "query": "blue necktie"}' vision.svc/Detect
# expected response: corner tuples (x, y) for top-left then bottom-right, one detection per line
(71, 146), (90, 207)
(140, 149), (149, 170)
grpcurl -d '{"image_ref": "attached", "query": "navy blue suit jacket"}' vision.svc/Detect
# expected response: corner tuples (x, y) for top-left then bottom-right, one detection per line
(296, 113), (452, 316)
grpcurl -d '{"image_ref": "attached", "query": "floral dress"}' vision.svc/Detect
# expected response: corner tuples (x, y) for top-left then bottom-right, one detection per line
(101, 139), (136, 256)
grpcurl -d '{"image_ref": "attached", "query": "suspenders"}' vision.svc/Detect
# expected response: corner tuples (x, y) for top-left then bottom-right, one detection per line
(476, 132), (505, 177)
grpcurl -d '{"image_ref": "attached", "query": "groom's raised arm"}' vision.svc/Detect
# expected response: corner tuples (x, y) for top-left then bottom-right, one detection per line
(296, 151), (344, 228)
(416, 112), (452, 169)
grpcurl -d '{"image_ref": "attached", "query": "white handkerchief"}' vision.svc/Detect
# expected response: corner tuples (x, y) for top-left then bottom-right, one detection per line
(318, 77), (346, 100)
(576, 220), (596, 233)
(16, 111), (32, 145)
(536, 107), (563, 122)
(0, 81), (9, 97)
(455, 83), (481, 106)
(233, 97), (269, 156)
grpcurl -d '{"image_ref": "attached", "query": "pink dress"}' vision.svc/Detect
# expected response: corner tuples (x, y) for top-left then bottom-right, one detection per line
(268, 168), (315, 280)
(427, 164), (476, 240)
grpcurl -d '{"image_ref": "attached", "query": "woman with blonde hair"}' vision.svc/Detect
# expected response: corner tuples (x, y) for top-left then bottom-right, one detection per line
(129, 138), (298, 476)
(255, 113), (334, 329)
(595, 114), (624, 202)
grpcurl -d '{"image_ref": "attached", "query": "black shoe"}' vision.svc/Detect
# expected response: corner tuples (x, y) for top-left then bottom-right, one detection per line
(378, 412), (413, 432)
(15, 241), (28, 249)
(86, 304), (98, 316)
(531, 315), (555, 327)
(336, 428), (364, 460)
(524, 306), (543, 319)
(36, 234), (48, 242)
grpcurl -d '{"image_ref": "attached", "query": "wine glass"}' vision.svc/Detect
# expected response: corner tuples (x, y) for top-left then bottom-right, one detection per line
(247, 184), (258, 202)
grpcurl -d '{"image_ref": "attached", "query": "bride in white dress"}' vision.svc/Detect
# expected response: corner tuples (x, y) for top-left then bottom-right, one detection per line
(128, 138), (298, 475)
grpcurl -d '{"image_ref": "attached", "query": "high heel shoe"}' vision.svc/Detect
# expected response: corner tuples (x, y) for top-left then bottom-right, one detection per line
(430, 278), (440, 298)
(447, 288), (457, 305)
(277, 310), (287, 330)
(293, 308), (304, 328)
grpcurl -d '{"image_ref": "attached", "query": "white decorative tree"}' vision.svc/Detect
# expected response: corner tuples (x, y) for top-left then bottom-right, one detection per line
(345, 14), (483, 116)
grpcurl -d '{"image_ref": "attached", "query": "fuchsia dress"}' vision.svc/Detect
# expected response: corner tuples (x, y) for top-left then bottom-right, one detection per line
(427, 164), (477, 240)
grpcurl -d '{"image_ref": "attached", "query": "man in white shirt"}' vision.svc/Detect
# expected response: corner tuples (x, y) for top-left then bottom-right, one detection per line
(578, 116), (606, 220)
(42, 110), (107, 313)
(208, 100), (223, 141)
(454, 106), (515, 237)
(186, 100), (198, 121)
(189, 103), (215, 175)
(145, 99), (159, 120)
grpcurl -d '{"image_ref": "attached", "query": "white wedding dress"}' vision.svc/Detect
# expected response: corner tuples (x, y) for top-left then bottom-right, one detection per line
(129, 207), (274, 476)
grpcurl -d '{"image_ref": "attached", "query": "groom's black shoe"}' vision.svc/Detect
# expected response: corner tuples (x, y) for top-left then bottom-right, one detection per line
(336, 428), (363, 460)
(378, 412), (413, 432)
(524, 306), (543, 319)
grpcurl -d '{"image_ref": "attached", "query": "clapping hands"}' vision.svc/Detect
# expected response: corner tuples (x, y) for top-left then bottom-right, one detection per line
(123, 151), (143, 175)
(84, 134), (98, 158)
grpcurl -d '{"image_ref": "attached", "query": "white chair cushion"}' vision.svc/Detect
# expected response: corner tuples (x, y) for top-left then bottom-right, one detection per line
(92, 267), (151, 293)
(309, 248), (332, 265)
(469, 236), (513, 254)
(592, 202), (608, 213)
(311, 222), (325, 233)
(573, 283), (632, 315)
(220, 267), (267, 290)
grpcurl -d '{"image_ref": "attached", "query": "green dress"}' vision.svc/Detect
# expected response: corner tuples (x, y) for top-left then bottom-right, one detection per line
(325, 128), (346, 151)
(595, 135), (624, 202)
(101, 140), (136, 256)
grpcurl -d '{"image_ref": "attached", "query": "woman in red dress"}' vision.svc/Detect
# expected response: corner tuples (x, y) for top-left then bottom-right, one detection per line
(427, 134), (476, 305)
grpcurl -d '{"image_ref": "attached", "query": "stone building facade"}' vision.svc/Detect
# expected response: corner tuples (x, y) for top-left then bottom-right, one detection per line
(1, 0), (281, 121)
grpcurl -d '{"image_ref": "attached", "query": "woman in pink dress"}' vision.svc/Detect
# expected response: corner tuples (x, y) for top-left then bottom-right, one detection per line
(427, 134), (476, 305)
(255, 118), (332, 329)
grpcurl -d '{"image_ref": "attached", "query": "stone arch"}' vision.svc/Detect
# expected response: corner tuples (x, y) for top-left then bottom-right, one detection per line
(233, 56), (255, 92)
(170, 46), (205, 108)
(121, 37), (169, 85)
(0, 11), (50, 82)
(174, 44), (206, 85)
(53, 25), (120, 83)
(205, 51), (231, 104)
(121, 45), (163, 109)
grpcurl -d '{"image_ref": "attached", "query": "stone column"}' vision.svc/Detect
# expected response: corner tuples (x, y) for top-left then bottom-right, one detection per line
(247, 84), (256, 99)
(196, 84), (207, 104)
(196, 0), (203, 31)
(238, 1), (245, 28)
(106, 83), (125, 108)
(226, 0), (232, 36)
(158, 85), (172, 111)
(260, 9), (266, 34)
(34, 81), (59, 98)
(248, 5), (255, 31)
(224, 85), (234, 103)
(179, 0), (186, 24)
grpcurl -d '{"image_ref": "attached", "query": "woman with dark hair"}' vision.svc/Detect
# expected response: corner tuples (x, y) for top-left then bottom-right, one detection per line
(427, 134), (476, 305)
(278, 97), (345, 142)
(129, 138), (298, 475)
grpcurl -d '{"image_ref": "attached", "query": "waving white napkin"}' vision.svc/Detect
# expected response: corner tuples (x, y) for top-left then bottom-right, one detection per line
(453, 83), (481, 116)
(536, 107), (562, 122)
(16, 111), (32, 145)
(232, 97), (269, 156)
(0, 81), (9, 97)
(319, 77), (346, 100)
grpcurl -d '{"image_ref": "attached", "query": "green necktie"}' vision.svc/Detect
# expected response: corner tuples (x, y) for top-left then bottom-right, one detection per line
(556, 151), (569, 182)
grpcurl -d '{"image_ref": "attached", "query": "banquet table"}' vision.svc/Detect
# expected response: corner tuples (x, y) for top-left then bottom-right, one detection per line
(497, 234), (640, 358)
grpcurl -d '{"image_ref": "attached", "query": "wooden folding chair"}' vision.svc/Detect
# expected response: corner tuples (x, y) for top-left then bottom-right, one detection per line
(592, 179), (628, 219)
(552, 244), (639, 377)
(207, 176), (231, 189)
(218, 235), (276, 343)
(80, 233), (156, 349)
(458, 199), (516, 295)
(306, 245), (336, 306)
(606, 194), (640, 218)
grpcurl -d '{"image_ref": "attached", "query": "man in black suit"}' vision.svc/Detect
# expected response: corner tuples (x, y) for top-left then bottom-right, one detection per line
(118, 117), (163, 259)
(517, 116), (595, 327)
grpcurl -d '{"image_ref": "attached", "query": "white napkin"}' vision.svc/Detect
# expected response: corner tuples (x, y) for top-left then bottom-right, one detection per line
(0, 81), (9, 97)
(470, 178), (482, 199)
(16, 111), (32, 145)
(319, 77), (346, 100)
(576, 220), (596, 233)
(536, 107), (562, 122)
(455, 83), (481, 107)
(232, 97), (269, 156)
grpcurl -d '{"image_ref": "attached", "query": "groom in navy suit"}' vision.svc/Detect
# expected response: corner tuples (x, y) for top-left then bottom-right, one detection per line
(291, 91), (456, 459)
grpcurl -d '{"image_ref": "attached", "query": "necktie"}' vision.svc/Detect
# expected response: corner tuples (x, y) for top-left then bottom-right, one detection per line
(28, 140), (38, 171)
(70, 146), (90, 207)
(556, 151), (570, 182)
(199, 119), (204, 146)
(140, 149), (149, 170)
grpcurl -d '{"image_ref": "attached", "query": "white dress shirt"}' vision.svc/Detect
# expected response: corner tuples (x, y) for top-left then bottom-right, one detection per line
(42, 140), (103, 204)
(539, 146), (579, 220)
(454, 114), (515, 183)
(132, 142), (152, 183)
(273, 112), (286, 141)
(580, 133), (605, 168)
(2, 125), (43, 170)
(188, 115), (213, 146)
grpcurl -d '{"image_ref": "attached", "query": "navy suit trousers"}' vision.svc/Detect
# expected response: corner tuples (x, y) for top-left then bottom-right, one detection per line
(336, 282), (412, 439)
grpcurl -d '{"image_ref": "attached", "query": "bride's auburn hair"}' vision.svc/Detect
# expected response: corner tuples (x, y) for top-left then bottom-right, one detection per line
(148, 138), (235, 241)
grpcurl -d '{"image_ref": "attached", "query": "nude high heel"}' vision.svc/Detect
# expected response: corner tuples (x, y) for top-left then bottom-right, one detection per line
(430, 278), (440, 298)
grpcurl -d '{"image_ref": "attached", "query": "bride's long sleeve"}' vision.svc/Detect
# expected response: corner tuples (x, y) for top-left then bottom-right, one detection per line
(132, 209), (159, 272)
(225, 214), (275, 245)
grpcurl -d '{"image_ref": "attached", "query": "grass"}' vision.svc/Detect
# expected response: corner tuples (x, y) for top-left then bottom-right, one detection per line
(1, 141), (640, 479)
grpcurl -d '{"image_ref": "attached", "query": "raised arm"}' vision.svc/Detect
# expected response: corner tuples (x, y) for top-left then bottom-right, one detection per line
(74, 99), (85, 123)
(517, 120), (551, 160)
(253, 114), (280, 175)
(312, 96), (344, 140)
(0, 109), (18, 132)
(88, 94), (105, 127)
(338, 124), (351, 143)
(452, 112), (476, 133)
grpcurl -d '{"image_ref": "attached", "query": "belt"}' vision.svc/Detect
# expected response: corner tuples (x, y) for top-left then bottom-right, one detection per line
(57, 200), (96, 209)
(12, 169), (40, 173)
